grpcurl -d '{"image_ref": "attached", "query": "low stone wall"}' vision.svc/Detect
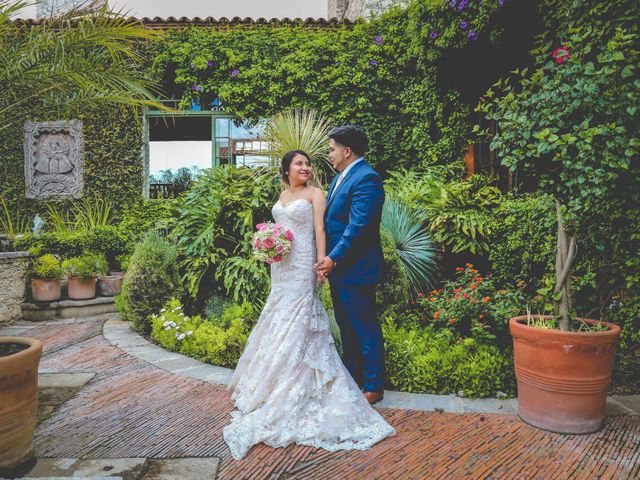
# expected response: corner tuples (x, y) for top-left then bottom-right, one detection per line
(0, 252), (30, 326)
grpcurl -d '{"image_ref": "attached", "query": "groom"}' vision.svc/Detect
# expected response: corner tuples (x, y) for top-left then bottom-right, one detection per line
(316, 125), (386, 405)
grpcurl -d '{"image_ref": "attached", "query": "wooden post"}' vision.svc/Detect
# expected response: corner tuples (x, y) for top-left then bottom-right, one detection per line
(464, 143), (475, 178)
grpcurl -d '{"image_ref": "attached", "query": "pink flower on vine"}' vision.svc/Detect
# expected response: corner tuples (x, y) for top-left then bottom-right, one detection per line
(552, 46), (570, 64)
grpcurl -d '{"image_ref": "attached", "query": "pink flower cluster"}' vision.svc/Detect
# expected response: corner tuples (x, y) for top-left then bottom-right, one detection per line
(252, 222), (294, 264)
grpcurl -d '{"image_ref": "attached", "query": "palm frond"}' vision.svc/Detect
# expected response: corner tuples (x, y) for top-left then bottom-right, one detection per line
(0, 1), (170, 131)
(261, 108), (334, 185)
(382, 196), (440, 294)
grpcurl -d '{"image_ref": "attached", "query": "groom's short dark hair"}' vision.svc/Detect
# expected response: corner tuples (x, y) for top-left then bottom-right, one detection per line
(329, 125), (368, 156)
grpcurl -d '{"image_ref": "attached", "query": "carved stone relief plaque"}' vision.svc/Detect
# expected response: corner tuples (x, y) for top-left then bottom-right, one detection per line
(24, 120), (84, 200)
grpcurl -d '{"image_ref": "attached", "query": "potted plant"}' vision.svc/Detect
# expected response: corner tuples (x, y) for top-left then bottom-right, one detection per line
(480, 1), (636, 433)
(62, 253), (108, 300)
(30, 253), (63, 302)
(0, 336), (43, 468)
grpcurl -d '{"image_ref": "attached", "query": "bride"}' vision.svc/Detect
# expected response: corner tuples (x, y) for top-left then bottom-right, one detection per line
(223, 150), (396, 460)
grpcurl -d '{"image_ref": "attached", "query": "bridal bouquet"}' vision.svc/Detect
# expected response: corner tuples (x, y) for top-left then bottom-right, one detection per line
(252, 222), (294, 264)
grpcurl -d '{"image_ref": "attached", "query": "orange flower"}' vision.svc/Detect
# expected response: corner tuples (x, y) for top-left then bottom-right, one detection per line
(470, 284), (477, 290)
(464, 293), (470, 299)
(482, 296), (491, 303)
(449, 318), (456, 325)
(466, 263), (474, 268)
(429, 297), (435, 302)
(454, 294), (460, 299)
(456, 267), (465, 271)
(479, 313), (485, 319)
(454, 288), (461, 293)
(418, 293), (424, 298)
(434, 311), (440, 319)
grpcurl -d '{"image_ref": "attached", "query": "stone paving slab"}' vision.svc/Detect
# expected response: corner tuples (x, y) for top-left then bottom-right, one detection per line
(39, 373), (96, 388)
(15, 458), (145, 479)
(143, 458), (220, 480)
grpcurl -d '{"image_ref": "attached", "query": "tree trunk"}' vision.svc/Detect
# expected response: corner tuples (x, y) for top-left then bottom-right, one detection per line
(554, 199), (576, 331)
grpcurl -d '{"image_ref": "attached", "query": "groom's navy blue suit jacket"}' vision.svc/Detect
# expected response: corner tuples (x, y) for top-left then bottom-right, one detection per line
(324, 159), (385, 286)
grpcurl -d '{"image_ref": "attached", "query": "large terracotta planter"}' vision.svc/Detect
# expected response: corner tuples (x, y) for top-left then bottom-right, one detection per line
(67, 276), (96, 300)
(0, 337), (43, 468)
(97, 275), (123, 296)
(31, 278), (61, 302)
(510, 316), (621, 434)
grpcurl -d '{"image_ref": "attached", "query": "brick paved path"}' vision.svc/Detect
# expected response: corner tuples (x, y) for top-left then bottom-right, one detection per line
(5, 318), (640, 479)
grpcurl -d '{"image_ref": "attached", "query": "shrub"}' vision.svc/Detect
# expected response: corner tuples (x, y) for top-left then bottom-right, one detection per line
(14, 225), (133, 271)
(487, 193), (557, 294)
(62, 253), (108, 279)
(412, 264), (525, 347)
(170, 166), (278, 307)
(31, 254), (63, 280)
(151, 298), (255, 368)
(116, 231), (182, 335)
(383, 317), (515, 398)
(385, 170), (502, 255)
(119, 198), (180, 240)
(377, 227), (411, 316)
(601, 295), (640, 394)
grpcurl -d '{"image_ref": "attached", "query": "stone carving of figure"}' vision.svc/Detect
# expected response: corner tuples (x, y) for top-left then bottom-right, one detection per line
(34, 134), (74, 174)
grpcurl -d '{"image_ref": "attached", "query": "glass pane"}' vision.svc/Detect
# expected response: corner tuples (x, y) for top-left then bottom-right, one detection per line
(149, 116), (211, 141)
(149, 141), (211, 179)
(216, 138), (230, 165)
(231, 120), (269, 168)
(215, 118), (230, 138)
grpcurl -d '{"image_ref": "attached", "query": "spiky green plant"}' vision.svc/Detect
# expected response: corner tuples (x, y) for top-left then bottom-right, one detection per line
(73, 194), (114, 230)
(381, 196), (439, 294)
(0, 196), (30, 239)
(262, 108), (334, 185)
(0, 1), (170, 132)
(45, 202), (73, 233)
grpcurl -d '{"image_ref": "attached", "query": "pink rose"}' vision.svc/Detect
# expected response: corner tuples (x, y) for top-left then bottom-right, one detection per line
(273, 223), (283, 229)
(266, 257), (274, 265)
(285, 230), (294, 241)
(256, 223), (267, 232)
(276, 246), (284, 254)
(263, 237), (275, 249)
(253, 239), (262, 249)
(273, 255), (283, 263)
(273, 228), (281, 237)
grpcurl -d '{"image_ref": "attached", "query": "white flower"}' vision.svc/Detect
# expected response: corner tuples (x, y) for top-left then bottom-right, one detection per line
(179, 312), (184, 316)
(161, 315), (166, 320)
(186, 330), (193, 336)
(176, 333), (185, 340)
(160, 308), (166, 313)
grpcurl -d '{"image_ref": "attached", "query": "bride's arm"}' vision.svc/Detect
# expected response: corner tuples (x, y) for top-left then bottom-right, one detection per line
(311, 187), (327, 260)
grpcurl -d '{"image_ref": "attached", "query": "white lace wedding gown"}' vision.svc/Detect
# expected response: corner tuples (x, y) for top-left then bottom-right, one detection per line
(223, 198), (396, 460)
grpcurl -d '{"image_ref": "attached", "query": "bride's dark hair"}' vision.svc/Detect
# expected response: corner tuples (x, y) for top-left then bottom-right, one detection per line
(280, 150), (311, 185)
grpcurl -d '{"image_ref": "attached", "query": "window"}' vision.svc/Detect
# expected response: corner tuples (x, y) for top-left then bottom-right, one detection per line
(144, 103), (269, 197)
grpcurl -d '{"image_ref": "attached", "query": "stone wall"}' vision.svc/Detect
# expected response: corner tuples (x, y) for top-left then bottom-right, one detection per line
(0, 252), (30, 326)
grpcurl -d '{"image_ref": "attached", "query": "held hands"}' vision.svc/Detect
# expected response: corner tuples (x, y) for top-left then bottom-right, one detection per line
(314, 256), (336, 283)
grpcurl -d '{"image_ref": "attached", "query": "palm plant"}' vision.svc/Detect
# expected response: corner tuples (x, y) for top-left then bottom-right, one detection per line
(381, 196), (439, 294)
(262, 108), (334, 186)
(0, 1), (169, 132)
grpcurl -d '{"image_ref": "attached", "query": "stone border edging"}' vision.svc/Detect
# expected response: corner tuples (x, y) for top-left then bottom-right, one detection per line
(102, 319), (640, 416)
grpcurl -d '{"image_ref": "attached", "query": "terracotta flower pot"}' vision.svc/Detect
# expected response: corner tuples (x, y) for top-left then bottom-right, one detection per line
(109, 270), (124, 277)
(67, 276), (96, 300)
(0, 337), (43, 468)
(30, 278), (61, 302)
(510, 315), (621, 434)
(97, 275), (123, 296)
